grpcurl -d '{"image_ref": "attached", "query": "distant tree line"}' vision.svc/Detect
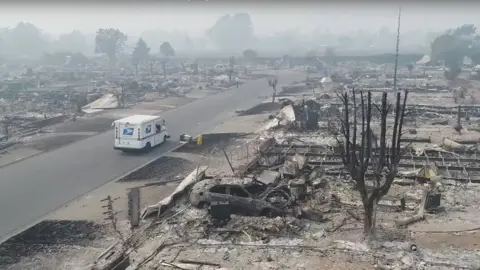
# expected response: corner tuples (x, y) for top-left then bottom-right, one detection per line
(0, 22), (89, 57)
(1, 19), (480, 71)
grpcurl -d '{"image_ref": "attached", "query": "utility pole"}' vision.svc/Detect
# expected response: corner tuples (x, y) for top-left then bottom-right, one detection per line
(162, 58), (167, 80)
(392, 6), (402, 92)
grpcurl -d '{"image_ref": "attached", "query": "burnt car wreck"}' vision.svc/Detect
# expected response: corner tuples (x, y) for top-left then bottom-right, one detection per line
(188, 152), (323, 223)
(189, 177), (292, 219)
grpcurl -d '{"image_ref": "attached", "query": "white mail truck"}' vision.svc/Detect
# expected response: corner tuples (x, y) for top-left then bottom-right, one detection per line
(113, 115), (170, 151)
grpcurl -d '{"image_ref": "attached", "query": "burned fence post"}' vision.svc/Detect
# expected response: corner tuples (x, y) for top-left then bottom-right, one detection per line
(222, 147), (235, 174)
(101, 195), (125, 243)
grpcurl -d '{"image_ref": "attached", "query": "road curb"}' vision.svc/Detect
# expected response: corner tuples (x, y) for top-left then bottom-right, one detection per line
(0, 151), (44, 170)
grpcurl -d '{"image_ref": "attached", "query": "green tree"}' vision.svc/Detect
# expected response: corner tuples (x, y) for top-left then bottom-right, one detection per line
(55, 30), (87, 53)
(132, 38), (150, 64)
(159, 41), (175, 57)
(431, 32), (473, 80)
(431, 24), (480, 74)
(95, 28), (127, 66)
(159, 42), (175, 79)
(6, 22), (50, 57)
(206, 13), (254, 51)
(452, 24), (477, 37)
(242, 49), (258, 60)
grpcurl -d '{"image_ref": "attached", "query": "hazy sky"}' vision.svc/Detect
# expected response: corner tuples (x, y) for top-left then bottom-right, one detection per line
(1, 3), (480, 37)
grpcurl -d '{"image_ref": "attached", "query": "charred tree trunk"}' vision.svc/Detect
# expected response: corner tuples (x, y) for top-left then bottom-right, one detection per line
(107, 53), (117, 68)
(337, 89), (408, 239)
(162, 62), (167, 80)
(268, 78), (278, 104)
(149, 61), (154, 77)
(271, 86), (277, 104)
(363, 200), (374, 236)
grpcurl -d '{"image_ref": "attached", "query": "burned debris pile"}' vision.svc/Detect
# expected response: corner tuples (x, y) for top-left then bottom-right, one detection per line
(0, 91), (83, 139)
(96, 131), (480, 269)
(94, 130), (480, 269)
(87, 60), (480, 269)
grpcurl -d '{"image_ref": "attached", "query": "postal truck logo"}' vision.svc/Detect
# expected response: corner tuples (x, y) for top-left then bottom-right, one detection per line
(122, 128), (134, 136)
(145, 125), (152, 134)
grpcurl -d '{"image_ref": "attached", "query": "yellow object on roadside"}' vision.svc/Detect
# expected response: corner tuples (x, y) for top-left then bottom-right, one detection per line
(197, 135), (203, 145)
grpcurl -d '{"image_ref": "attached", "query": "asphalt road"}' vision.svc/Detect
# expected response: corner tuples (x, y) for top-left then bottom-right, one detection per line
(0, 70), (305, 243)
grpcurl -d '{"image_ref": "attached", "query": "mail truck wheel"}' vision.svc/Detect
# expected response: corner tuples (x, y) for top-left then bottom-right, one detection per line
(144, 142), (151, 151)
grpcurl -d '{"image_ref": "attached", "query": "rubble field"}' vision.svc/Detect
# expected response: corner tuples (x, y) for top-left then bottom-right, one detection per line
(84, 64), (480, 270)
(7, 63), (480, 270)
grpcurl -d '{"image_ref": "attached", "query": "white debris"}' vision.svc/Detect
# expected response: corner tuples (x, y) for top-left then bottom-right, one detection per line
(82, 93), (118, 113)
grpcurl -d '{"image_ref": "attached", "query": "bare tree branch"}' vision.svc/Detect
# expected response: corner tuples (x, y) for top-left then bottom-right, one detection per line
(332, 89), (408, 238)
